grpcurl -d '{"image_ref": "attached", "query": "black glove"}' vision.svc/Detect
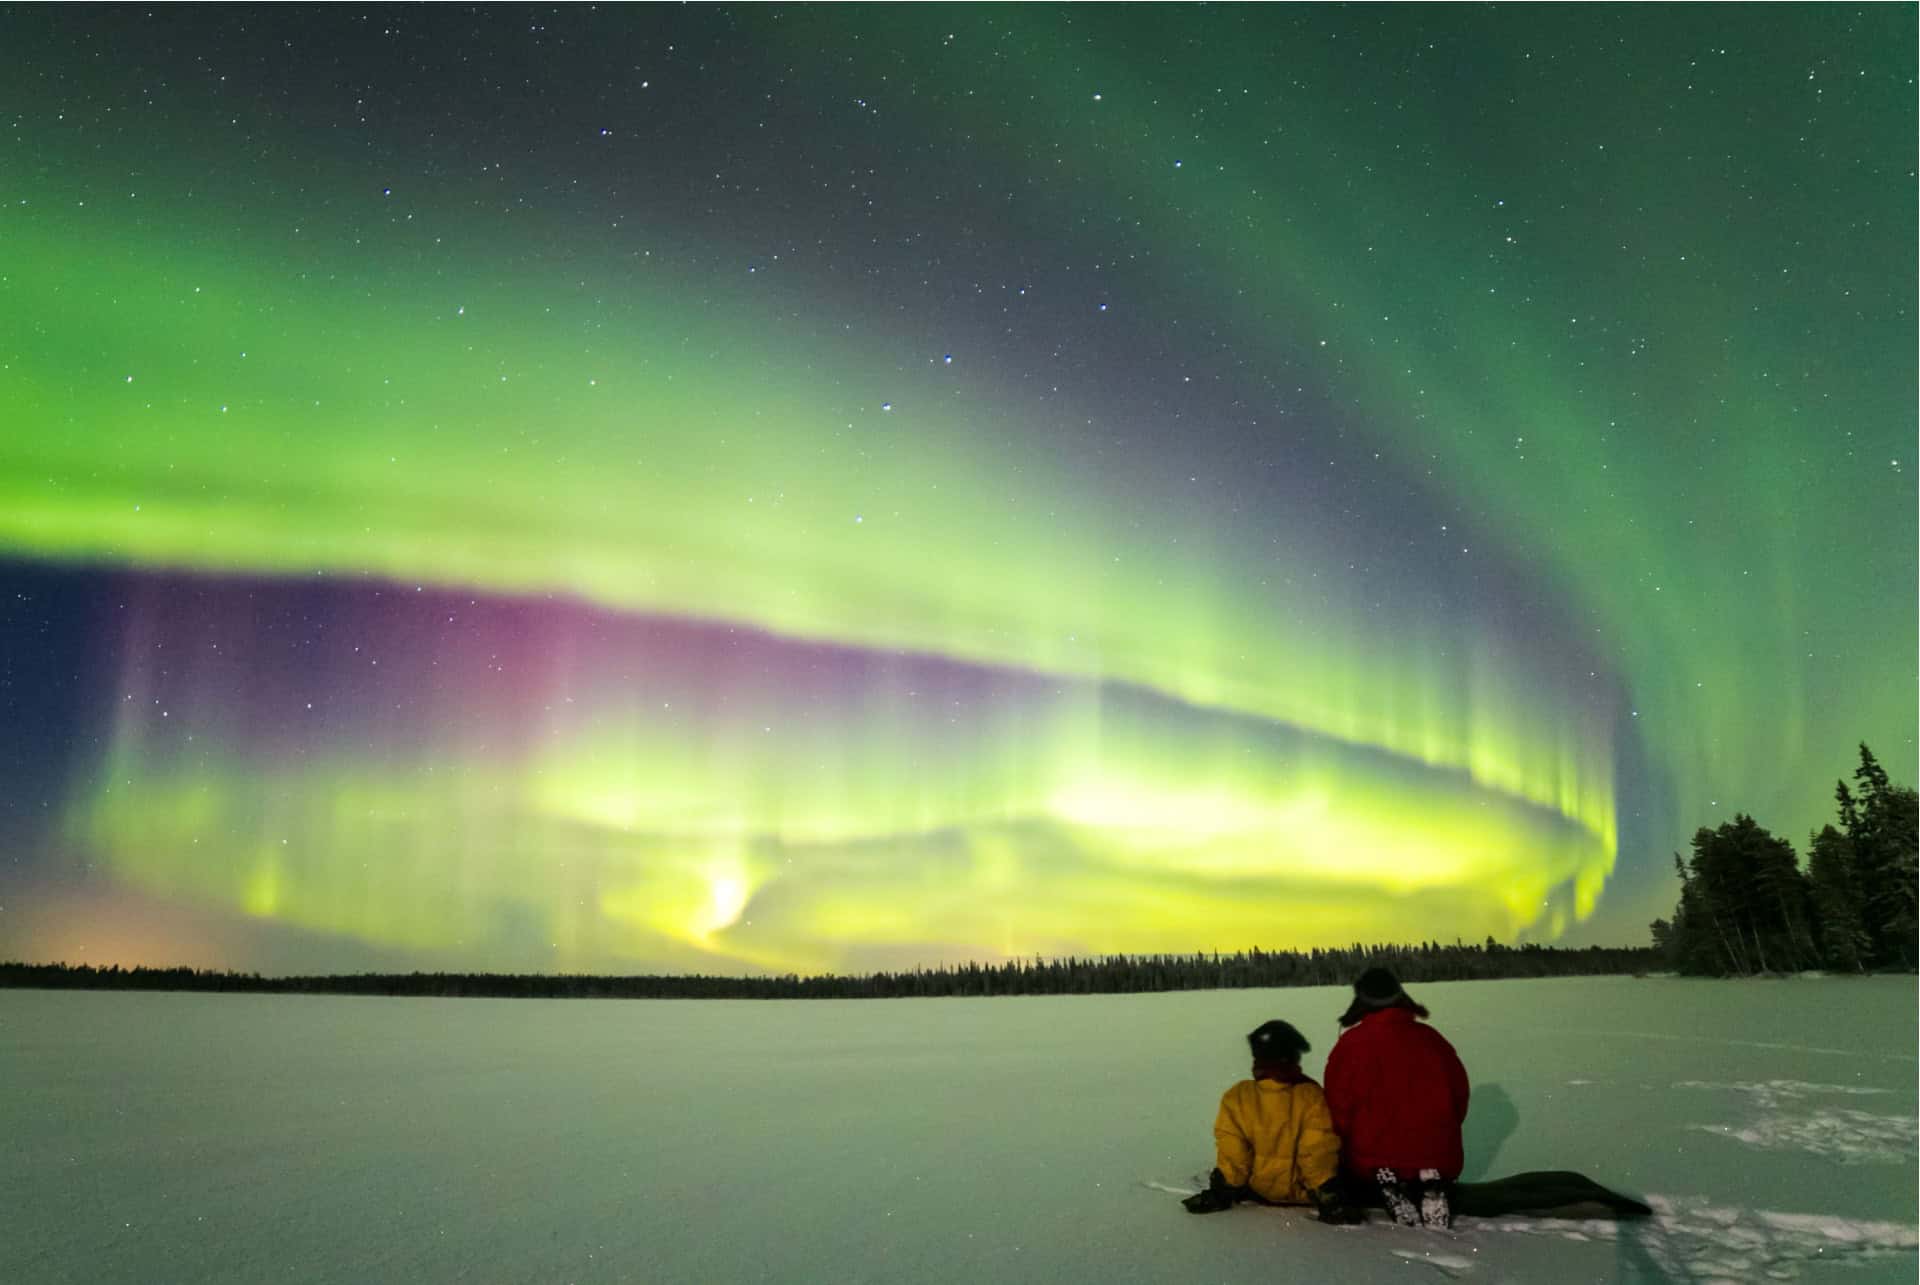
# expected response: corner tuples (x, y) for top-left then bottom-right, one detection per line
(1310, 1181), (1363, 1225)
(1182, 1168), (1245, 1214)
(1181, 1187), (1235, 1214)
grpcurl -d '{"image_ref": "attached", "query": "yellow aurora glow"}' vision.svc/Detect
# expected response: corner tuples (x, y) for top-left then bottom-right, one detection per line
(69, 596), (1615, 974)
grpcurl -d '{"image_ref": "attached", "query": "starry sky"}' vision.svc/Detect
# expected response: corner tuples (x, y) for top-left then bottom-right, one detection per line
(0, 5), (1912, 976)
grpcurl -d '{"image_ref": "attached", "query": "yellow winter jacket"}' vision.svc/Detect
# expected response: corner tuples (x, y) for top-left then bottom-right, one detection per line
(1212, 1075), (1341, 1204)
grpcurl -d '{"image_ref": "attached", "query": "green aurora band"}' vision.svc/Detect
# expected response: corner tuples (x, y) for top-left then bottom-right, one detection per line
(4, 212), (1620, 969)
(1, 5), (1910, 972)
(64, 578), (1612, 972)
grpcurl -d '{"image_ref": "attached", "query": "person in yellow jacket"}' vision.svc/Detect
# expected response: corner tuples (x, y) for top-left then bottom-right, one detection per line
(1182, 1019), (1361, 1223)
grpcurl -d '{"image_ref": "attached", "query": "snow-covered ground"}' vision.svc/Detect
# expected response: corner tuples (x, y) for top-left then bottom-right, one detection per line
(2, 975), (1913, 1283)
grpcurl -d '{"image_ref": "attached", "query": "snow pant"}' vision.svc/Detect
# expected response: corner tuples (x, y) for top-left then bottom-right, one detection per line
(1362, 1167), (1452, 1227)
(1342, 1170), (1652, 1219)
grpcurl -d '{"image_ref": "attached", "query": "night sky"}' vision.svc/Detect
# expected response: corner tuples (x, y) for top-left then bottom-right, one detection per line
(1, 5), (1912, 976)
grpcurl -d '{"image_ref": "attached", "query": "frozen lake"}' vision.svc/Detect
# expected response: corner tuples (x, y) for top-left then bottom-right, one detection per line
(3, 975), (1914, 1283)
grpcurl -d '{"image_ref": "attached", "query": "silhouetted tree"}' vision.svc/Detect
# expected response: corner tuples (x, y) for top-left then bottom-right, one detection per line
(1838, 745), (1919, 967)
(1750, 818), (1819, 970)
(1648, 916), (1675, 962)
(1660, 743), (1915, 976)
(0, 938), (1662, 1001)
(1669, 815), (1812, 976)
(1667, 850), (1732, 975)
(1807, 824), (1870, 972)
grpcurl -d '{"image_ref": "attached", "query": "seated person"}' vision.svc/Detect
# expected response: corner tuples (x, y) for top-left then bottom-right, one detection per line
(1324, 967), (1470, 1229)
(1183, 1019), (1360, 1223)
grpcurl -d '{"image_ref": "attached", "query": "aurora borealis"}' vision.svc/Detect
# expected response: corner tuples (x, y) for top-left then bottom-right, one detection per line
(1, 6), (1912, 975)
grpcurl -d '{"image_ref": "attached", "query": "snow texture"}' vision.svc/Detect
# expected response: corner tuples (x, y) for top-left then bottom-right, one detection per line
(1, 974), (1913, 1283)
(1677, 1080), (1916, 1166)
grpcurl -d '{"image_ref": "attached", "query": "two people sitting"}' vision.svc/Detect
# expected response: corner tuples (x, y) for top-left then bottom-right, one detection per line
(1183, 966), (1470, 1229)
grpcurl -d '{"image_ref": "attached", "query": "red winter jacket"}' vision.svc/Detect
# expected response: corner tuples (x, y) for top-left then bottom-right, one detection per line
(1323, 1006), (1470, 1179)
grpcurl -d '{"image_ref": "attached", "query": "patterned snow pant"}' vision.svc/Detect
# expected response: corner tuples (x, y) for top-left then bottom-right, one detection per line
(1371, 1167), (1452, 1229)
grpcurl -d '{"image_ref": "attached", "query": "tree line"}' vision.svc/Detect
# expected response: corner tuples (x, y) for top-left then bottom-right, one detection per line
(0, 937), (1659, 1001)
(1653, 743), (1917, 976)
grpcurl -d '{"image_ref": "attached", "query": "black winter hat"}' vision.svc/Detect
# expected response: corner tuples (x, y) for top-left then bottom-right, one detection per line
(1246, 1019), (1310, 1062)
(1353, 966), (1406, 1007)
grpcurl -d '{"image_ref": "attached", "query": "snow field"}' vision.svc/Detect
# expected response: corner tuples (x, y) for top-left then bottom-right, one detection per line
(1, 974), (1913, 1283)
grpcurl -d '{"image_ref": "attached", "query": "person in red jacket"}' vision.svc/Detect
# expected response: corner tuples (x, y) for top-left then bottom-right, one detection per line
(1322, 967), (1470, 1228)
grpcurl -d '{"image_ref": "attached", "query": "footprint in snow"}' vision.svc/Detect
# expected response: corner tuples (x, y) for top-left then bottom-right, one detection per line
(1676, 1079), (1916, 1164)
(1470, 1194), (1918, 1282)
(1390, 1247), (1473, 1276)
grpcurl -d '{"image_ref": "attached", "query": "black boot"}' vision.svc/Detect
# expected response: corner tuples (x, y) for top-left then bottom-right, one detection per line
(1416, 1169), (1452, 1229)
(1375, 1168), (1419, 1227)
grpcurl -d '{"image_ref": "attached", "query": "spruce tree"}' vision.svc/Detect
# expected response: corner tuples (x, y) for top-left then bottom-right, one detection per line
(1649, 916), (1675, 963)
(1670, 847), (1733, 974)
(1840, 745), (1919, 967)
(1679, 815), (1807, 975)
(1807, 824), (1869, 972)
(1751, 820), (1817, 971)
